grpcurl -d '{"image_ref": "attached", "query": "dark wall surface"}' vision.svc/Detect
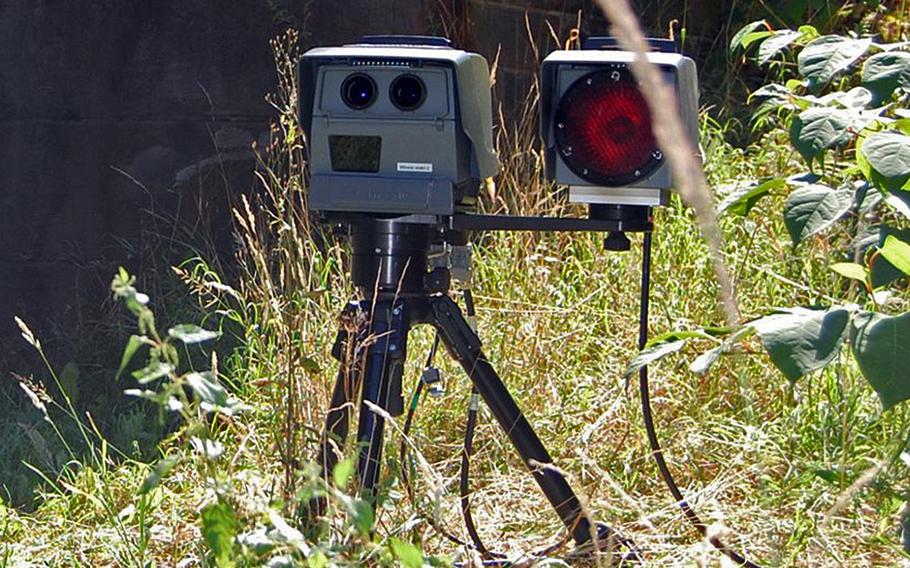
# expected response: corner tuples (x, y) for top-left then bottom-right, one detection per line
(0, 1), (431, 371)
(1, 0), (730, 375)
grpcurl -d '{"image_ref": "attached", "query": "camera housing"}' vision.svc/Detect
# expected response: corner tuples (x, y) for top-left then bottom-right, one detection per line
(540, 37), (699, 207)
(299, 35), (499, 217)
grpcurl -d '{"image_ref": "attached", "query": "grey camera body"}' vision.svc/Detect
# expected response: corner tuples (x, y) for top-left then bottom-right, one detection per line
(299, 39), (499, 216)
(540, 43), (699, 207)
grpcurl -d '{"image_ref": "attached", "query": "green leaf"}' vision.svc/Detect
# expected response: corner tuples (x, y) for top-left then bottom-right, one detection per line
(862, 51), (910, 102)
(758, 30), (801, 65)
(797, 25), (819, 43)
(783, 185), (853, 246)
(623, 340), (687, 380)
(789, 107), (854, 166)
(729, 20), (767, 54)
(690, 345), (724, 375)
(741, 30), (774, 51)
(718, 178), (786, 216)
(235, 527), (275, 555)
(201, 500), (239, 568)
(851, 311), (910, 410)
(132, 361), (175, 384)
(116, 335), (148, 380)
(644, 330), (714, 346)
(168, 324), (220, 344)
(139, 455), (180, 494)
(185, 372), (230, 409)
(689, 326), (754, 375)
(830, 262), (869, 283)
(266, 509), (310, 554)
(308, 552), (329, 568)
(752, 307), (850, 382)
(798, 35), (872, 89)
(871, 226), (910, 287)
(301, 356), (321, 374)
(124, 388), (167, 404)
(818, 86), (873, 109)
(813, 468), (839, 484)
(880, 235), (910, 276)
(390, 538), (424, 568)
(862, 131), (910, 193)
(184, 372), (247, 416)
(338, 495), (374, 535)
(333, 457), (355, 488)
(750, 82), (792, 104)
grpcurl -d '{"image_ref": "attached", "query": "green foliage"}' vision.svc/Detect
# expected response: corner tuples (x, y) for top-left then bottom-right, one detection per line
(201, 500), (240, 568)
(798, 35), (872, 89)
(719, 21), (910, 409)
(718, 178), (786, 216)
(390, 538), (424, 568)
(783, 184), (853, 245)
(862, 130), (910, 192)
(752, 307), (851, 382)
(863, 51), (910, 102)
(108, 270), (416, 566)
(851, 311), (910, 410)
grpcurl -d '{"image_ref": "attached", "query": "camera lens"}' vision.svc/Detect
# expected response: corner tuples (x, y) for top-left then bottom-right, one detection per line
(390, 74), (426, 111)
(341, 74), (376, 110)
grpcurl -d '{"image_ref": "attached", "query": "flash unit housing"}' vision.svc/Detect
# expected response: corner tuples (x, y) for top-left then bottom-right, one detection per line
(540, 37), (699, 207)
(299, 36), (499, 217)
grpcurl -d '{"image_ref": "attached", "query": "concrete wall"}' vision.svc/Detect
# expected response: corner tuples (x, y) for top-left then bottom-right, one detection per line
(0, 1), (427, 370)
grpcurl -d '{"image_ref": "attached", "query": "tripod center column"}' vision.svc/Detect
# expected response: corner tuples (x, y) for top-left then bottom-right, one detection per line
(350, 219), (431, 297)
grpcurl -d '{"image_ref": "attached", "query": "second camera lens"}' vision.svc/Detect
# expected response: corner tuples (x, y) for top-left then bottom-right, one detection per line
(390, 74), (426, 111)
(341, 74), (376, 110)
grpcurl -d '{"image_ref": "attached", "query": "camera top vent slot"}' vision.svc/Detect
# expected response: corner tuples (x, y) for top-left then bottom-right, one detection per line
(350, 58), (416, 68)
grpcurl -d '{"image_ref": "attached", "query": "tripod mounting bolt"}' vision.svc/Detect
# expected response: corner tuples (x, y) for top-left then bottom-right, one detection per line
(604, 231), (632, 251)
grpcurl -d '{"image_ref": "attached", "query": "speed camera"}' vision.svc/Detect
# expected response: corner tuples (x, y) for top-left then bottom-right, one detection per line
(299, 35), (499, 217)
(540, 37), (699, 207)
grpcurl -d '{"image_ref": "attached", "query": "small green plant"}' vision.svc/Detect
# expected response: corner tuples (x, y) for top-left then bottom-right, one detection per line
(113, 257), (436, 566)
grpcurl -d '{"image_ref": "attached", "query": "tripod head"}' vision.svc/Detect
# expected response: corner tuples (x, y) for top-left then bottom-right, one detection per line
(327, 202), (653, 300)
(347, 217), (463, 298)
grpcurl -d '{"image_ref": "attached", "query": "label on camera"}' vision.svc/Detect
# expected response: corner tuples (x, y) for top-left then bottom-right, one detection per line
(397, 162), (433, 173)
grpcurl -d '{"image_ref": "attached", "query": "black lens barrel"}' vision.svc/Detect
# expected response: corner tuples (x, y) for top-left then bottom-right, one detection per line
(340, 72), (426, 112)
(341, 73), (377, 110)
(390, 74), (426, 111)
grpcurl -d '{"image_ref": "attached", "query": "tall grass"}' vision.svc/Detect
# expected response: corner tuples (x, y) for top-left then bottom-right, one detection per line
(3, 11), (910, 568)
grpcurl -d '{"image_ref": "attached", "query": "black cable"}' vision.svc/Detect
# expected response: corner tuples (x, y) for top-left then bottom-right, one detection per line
(460, 385), (504, 558)
(399, 333), (477, 551)
(637, 232), (761, 568)
(457, 289), (508, 559)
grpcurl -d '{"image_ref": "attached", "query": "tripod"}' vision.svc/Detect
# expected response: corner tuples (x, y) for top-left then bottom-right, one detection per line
(316, 217), (631, 557)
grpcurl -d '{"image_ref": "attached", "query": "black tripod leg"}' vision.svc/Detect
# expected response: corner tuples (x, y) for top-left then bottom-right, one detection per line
(430, 295), (601, 546)
(354, 299), (409, 500)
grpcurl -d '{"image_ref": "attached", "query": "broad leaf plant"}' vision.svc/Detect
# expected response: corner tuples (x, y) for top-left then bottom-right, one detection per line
(631, 23), (910, 410)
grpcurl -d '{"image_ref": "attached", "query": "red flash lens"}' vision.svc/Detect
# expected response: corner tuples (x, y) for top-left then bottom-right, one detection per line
(554, 69), (662, 186)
